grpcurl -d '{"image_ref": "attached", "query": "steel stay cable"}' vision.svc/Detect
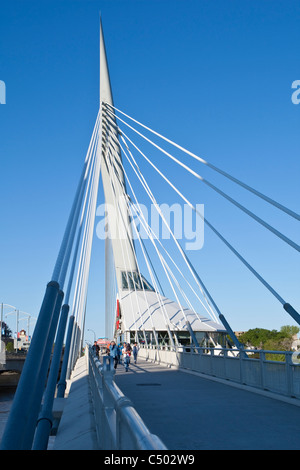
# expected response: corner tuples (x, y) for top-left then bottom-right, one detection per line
(125, 192), (216, 323)
(68, 111), (102, 368)
(104, 102), (300, 222)
(127, 194), (213, 327)
(58, 110), (102, 289)
(111, 122), (226, 326)
(105, 121), (179, 334)
(114, 118), (300, 327)
(106, 119), (214, 325)
(77, 126), (103, 333)
(106, 127), (166, 299)
(104, 126), (144, 342)
(72, 127), (98, 323)
(116, 132), (243, 346)
(52, 108), (101, 284)
(118, 124), (293, 308)
(105, 108), (299, 252)
(105, 125), (174, 338)
(116, 128), (221, 324)
(114, 121), (219, 324)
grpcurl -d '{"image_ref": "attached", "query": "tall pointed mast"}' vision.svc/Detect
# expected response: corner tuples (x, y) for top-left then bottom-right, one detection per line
(99, 20), (138, 293)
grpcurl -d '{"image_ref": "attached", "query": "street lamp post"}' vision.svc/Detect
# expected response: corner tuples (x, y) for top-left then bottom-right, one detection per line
(87, 328), (96, 342)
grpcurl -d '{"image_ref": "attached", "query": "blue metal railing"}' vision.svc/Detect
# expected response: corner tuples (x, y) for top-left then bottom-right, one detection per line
(88, 347), (167, 450)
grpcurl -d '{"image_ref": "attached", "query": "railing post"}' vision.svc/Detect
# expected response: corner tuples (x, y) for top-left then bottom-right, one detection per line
(239, 349), (244, 384)
(286, 352), (293, 397)
(260, 350), (266, 390)
(223, 348), (228, 379)
(116, 396), (133, 449)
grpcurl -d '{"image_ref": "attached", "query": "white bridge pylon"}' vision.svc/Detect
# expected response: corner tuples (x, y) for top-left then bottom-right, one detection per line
(99, 21), (231, 349)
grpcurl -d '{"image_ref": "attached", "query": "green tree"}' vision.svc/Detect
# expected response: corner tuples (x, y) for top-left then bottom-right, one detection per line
(6, 342), (14, 353)
(280, 325), (300, 337)
(1, 321), (12, 338)
(239, 328), (275, 349)
(239, 326), (299, 352)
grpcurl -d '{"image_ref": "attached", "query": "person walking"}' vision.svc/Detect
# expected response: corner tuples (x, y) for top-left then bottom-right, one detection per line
(92, 341), (100, 357)
(109, 341), (118, 369)
(133, 343), (138, 364)
(123, 350), (130, 372)
(117, 344), (122, 363)
(122, 343), (131, 372)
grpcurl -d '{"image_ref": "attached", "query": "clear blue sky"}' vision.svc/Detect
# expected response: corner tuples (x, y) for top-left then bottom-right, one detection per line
(0, 0), (299, 341)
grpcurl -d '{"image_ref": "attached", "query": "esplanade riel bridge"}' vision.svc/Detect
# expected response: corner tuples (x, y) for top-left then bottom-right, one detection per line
(1, 21), (300, 451)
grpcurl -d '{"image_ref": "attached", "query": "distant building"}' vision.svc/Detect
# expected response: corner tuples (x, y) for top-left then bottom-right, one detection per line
(291, 334), (300, 351)
(234, 331), (245, 338)
(14, 329), (31, 351)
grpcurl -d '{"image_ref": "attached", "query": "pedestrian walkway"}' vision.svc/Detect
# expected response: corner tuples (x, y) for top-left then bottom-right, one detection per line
(53, 355), (98, 450)
(114, 358), (300, 450)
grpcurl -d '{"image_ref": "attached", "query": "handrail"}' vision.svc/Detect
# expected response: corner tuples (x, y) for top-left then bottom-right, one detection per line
(87, 346), (167, 450)
(138, 344), (300, 400)
(139, 343), (299, 359)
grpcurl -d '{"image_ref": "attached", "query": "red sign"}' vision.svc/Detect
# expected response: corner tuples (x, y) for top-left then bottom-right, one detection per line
(96, 338), (110, 346)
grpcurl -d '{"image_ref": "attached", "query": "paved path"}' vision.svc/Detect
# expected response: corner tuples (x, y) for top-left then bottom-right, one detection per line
(114, 359), (300, 450)
(53, 356), (98, 450)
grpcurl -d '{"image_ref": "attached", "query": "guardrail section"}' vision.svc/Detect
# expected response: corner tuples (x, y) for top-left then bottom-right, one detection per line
(88, 347), (167, 450)
(138, 345), (300, 400)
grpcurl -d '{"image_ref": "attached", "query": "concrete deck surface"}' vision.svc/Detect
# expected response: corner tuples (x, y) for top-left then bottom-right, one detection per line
(114, 359), (300, 450)
(53, 355), (98, 450)
(53, 356), (300, 450)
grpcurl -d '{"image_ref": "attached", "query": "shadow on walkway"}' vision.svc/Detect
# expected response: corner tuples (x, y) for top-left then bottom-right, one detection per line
(114, 358), (300, 450)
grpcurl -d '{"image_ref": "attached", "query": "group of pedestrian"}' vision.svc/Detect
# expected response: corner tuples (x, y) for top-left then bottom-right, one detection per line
(92, 339), (139, 372)
(118, 342), (138, 372)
